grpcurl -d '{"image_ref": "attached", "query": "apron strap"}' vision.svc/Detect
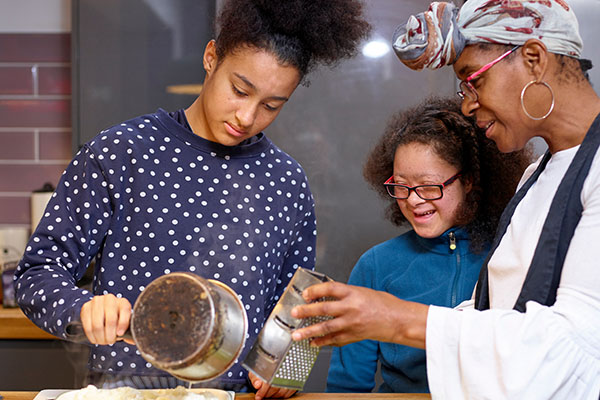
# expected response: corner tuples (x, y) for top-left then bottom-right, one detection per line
(474, 151), (551, 310)
(515, 115), (600, 311)
(475, 113), (600, 311)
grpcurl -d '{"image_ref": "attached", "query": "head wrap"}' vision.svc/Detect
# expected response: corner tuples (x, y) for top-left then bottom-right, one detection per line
(392, 0), (583, 70)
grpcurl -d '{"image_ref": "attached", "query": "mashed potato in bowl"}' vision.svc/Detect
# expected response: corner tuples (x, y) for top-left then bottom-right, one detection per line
(55, 385), (223, 400)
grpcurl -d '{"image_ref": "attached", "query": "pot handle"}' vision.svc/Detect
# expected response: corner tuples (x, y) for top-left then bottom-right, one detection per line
(65, 320), (133, 344)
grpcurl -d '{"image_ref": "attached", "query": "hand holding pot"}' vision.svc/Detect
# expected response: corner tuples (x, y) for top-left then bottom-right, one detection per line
(290, 281), (429, 349)
(68, 273), (247, 383)
(80, 294), (134, 345)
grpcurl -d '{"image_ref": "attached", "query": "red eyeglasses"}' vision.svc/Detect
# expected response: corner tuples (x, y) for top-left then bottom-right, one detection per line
(384, 172), (462, 200)
(457, 45), (519, 102)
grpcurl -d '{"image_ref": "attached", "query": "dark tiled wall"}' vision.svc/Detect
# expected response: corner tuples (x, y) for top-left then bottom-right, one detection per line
(0, 33), (71, 227)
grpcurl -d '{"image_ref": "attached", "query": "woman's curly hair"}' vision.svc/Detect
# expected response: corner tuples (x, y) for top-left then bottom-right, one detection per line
(363, 96), (534, 253)
(215, 0), (371, 84)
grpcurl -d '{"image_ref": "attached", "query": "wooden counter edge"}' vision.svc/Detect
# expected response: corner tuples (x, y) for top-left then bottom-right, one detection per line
(0, 305), (57, 339)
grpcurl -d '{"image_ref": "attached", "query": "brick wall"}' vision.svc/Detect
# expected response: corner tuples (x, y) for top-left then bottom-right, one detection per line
(0, 33), (71, 229)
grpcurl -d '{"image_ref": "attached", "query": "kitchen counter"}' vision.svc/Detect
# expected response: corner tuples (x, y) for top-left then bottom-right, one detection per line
(0, 305), (56, 339)
(0, 393), (431, 400)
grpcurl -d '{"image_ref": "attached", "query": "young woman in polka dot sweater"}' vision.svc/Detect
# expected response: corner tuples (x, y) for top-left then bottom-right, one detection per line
(14, 0), (370, 396)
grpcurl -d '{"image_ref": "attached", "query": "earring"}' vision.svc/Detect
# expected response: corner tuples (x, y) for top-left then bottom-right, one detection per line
(520, 80), (555, 120)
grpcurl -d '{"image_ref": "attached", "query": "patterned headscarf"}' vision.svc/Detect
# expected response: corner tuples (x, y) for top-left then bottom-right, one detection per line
(392, 0), (583, 70)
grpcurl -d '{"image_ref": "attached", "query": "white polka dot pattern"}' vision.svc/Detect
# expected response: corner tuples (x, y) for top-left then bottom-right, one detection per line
(14, 109), (317, 385)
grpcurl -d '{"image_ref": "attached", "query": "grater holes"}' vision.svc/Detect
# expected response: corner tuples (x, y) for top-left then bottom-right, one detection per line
(274, 338), (319, 383)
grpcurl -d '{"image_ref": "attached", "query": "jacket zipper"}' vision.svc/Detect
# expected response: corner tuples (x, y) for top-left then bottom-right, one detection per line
(449, 231), (461, 307)
(448, 231), (456, 250)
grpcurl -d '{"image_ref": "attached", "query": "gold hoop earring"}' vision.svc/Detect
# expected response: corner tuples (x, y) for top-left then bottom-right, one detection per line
(520, 80), (555, 121)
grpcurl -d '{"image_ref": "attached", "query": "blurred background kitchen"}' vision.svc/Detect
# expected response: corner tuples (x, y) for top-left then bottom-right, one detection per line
(0, 0), (599, 392)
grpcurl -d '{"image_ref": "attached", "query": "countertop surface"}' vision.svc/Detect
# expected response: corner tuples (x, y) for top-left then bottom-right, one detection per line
(0, 392), (431, 400)
(0, 305), (56, 339)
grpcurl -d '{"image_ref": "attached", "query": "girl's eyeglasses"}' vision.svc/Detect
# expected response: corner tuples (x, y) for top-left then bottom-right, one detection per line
(384, 172), (462, 200)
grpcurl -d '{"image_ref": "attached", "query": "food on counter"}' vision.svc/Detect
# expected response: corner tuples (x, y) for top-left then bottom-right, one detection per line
(56, 385), (219, 400)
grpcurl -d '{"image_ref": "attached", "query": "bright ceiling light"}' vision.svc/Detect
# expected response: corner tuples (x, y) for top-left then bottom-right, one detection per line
(362, 40), (391, 58)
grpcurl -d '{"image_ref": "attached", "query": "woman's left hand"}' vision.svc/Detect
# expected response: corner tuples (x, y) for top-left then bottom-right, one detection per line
(248, 371), (296, 399)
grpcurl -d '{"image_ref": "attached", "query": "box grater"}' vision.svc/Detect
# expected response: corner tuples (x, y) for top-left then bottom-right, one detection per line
(242, 267), (333, 390)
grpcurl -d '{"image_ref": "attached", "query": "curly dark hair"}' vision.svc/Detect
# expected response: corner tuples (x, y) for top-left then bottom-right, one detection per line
(363, 96), (534, 253)
(215, 0), (371, 84)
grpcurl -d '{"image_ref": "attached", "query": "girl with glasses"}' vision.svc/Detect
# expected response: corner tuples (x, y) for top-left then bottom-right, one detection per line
(325, 97), (531, 393)
(294, 1), (600, 399)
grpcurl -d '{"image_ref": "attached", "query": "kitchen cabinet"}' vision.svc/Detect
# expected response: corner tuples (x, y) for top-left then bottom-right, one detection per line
(71, 0), (215, 153)
(0, 306), (56, 339)
(0, 306), (88, 391)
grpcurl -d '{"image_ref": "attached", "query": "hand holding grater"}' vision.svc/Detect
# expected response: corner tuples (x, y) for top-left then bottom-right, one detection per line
(242, 267), (334, 390)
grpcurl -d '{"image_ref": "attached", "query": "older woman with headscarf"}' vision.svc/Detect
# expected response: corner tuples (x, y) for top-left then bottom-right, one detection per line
(291, 1), (600, 399)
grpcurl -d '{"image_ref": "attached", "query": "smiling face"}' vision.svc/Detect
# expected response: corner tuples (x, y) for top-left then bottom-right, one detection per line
(453, 45), (535, 153)
(393, 142), (470, 238)
(188, 41), (301, 146)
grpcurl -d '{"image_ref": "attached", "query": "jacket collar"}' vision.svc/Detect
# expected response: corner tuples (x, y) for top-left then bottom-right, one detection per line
(413, 227), (469, 254)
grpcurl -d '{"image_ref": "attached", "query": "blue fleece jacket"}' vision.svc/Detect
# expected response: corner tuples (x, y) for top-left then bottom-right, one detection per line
(326, 228), (486, 393)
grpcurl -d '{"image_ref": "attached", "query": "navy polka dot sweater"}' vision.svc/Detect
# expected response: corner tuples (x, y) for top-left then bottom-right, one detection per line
(14, 108), (317, 385)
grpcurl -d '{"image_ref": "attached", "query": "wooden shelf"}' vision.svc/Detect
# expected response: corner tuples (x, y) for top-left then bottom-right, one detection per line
(0, 305), (57, 339)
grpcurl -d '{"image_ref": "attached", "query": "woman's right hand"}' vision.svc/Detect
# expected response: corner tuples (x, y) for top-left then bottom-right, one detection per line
(290, 282), (428, 349)
(80, 294), (133, 345)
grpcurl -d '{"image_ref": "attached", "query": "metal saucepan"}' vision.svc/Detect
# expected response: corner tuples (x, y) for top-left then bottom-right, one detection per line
(66, 272), (248, 382)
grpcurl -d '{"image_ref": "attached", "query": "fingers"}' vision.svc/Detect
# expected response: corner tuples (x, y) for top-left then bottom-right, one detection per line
(116, 298), (132, 337)
(278, 389), (297, 399)
(290, 283), (357, 343)
(301, 281), (349, 302)
(122, 337), (136, 345)
(265, 387), (296, 398)
(80, 295), (132, 345)
(291, 314), (349, 343)
(294, 292), (429, 348)
(87, 296), (108, 344)
(249, 374), (262, 392)
(248, 372), (296, 400)
(291, 281), (357, 320)
(254, 382), (296, 400)
(248, 372), (264, 400)
(101, 294), (118, 344)
(291, 300), (337, 320)
(80, 300), (95, 344)
(290, 285), (397, 344)
(254, 380), (268, 400)
(302, 332), (352, 347)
